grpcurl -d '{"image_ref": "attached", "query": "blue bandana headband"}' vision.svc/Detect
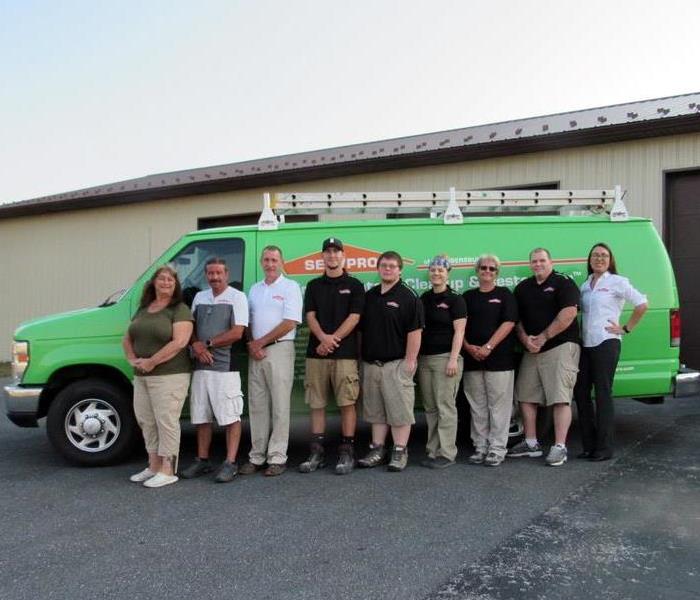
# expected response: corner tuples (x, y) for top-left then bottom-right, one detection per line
(429, 256), (451, 270)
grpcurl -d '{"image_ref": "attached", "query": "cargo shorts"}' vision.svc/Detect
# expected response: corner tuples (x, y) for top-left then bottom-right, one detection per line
(304, 358), (360, 409)
(515, 341), (580, 406)
(362, 359), (416, 426)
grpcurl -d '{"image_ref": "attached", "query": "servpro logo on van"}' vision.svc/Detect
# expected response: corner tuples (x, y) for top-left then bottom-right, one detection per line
(285, 245), (415, 275)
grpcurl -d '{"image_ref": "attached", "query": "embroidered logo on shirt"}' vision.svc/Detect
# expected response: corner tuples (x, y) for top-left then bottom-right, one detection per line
(386, 301), (400, 308)
(597, 287), (610, 292)
(488, 298), (502, 303)
(272, 295), (284, 301)
(338, 289), (351, 295)
(436, 302), (449, 309)
(543, 287), (555, 293)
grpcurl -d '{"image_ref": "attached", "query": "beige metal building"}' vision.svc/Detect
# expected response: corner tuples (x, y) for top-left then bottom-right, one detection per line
(2, 92), (700, 364)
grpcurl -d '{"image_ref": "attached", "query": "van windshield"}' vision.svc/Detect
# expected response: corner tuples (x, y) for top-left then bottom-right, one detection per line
(170, 238), (245, 306)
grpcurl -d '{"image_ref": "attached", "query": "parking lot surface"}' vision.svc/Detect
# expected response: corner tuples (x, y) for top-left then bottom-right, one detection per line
(1, 378), (698, 600)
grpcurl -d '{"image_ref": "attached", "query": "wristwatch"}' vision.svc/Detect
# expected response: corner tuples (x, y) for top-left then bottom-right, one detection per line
(485, 343), (493, 351)
(205, 339), (213, 348)
(622, 325), (630, 334)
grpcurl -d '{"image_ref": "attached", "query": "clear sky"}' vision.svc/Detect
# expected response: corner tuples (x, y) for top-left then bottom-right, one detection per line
(1, 0), (698, 204)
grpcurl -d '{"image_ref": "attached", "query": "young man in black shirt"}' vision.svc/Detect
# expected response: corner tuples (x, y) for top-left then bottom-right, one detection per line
(509, 248), (581, 466)
(358, 251), (424, 472)
(299, 238), (365, 475)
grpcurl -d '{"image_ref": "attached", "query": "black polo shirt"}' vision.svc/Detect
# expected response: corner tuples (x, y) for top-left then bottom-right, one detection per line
(514, 271), (580, 352)
(462, 286), (518, 371)
(420, 287), (467, 356)
(304, 271), (365, 359)
(361, 280), (425, 362)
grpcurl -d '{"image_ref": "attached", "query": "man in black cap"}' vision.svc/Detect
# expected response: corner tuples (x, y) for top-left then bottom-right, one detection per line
(299, 237), (366, 475)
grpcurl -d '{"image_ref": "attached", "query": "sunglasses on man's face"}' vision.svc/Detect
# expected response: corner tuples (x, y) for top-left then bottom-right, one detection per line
(479, 265), (498, 272)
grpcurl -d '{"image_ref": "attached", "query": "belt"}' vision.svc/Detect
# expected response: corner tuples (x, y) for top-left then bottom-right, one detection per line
(263, 339), (293, 348)
(366, 359), (396, 367)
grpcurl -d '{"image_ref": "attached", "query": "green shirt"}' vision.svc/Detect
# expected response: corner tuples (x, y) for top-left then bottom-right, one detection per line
(128, 302), (193, 376)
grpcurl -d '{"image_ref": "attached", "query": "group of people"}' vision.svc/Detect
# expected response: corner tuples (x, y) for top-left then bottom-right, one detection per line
(122, 238), (647, 488)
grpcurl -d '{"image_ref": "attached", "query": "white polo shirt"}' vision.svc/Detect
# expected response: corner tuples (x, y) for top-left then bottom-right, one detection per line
(248, 274), (303, 341)
(580, 271), (647, 348)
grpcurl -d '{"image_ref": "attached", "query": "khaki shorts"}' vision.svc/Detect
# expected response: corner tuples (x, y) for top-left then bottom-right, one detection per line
(515, 342), (580, 407)
(304, 358), (359, 409)
(362, 359), (416, 426)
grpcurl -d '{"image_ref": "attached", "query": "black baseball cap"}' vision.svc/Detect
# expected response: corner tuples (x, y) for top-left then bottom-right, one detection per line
(322, 237), (344, 251)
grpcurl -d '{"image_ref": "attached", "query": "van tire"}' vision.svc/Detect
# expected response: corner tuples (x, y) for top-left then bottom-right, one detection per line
(47, 379), (137, 466)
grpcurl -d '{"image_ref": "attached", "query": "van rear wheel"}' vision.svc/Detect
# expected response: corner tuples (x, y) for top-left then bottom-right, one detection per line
(47, 379), (137, 466)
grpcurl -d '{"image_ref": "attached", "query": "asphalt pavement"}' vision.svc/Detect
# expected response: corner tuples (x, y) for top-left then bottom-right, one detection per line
(0, 377), (698, 600)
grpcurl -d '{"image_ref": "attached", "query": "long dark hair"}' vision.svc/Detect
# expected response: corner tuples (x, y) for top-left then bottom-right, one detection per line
(586, 242), (618, 276)
(139, 265), (183, 309)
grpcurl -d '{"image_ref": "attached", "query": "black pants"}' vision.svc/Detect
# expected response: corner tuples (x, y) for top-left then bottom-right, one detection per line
(573, 339), (621, 456)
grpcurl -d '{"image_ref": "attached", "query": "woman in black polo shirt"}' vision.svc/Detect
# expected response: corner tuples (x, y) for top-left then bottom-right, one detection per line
(462, 254), (518, 467)
(417, 255), (466, 469)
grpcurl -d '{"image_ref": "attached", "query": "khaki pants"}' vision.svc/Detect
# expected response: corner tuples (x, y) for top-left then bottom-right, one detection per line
(462, 370), (514, 459)
(133, 373), (190, 469)
(248, 342), (295, 465)
(418, 353), (462, 461)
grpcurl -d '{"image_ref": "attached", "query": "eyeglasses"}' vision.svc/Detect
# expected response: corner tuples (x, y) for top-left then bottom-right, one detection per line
(591, 253), (610, 259)
(379, 263), (400, 270)
(479, 266), (498, 272)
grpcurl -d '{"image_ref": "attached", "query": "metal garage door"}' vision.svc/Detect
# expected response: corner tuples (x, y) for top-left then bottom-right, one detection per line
(666, 170), (700, 369)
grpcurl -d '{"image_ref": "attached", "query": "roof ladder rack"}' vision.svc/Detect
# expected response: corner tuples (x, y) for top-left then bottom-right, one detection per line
(258, 186), (628, 229)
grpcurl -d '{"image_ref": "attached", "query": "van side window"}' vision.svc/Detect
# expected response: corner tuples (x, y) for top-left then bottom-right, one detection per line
(170, 238), (244, 307)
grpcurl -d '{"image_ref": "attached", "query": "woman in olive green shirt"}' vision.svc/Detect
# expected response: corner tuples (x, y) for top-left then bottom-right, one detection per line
(122, 265), (193, 488)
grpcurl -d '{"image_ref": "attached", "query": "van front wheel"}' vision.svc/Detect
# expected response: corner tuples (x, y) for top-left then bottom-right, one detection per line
(47, 379), (137, 466)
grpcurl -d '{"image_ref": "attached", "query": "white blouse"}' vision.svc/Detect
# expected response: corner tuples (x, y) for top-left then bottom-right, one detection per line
(580, 271), (647, 348)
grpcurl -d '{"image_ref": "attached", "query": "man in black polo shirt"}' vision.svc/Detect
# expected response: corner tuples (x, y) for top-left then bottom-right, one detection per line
(509, 247), (580, 467)
(358, 250), (424, 472)
(299, 237), (365, 475)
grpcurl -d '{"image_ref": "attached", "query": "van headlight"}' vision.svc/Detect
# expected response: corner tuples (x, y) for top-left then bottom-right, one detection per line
(11, 341), (29, 380)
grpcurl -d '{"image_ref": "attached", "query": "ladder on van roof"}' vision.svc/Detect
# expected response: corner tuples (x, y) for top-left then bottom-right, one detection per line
(257, 186), (628, 229)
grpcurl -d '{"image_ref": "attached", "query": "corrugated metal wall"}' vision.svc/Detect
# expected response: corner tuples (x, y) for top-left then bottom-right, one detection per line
(1, 132), (700, 360)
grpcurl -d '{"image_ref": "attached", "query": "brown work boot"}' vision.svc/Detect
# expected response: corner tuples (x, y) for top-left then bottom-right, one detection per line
(264, 463), (287, 477)
(239, 461), (265, 475)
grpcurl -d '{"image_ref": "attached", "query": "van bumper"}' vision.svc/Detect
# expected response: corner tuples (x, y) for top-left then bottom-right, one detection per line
(673, 367), (700, 398)
(2, 384), (43, 427)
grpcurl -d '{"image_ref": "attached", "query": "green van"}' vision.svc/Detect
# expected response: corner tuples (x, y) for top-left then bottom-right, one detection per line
(4, 188), (698, 465)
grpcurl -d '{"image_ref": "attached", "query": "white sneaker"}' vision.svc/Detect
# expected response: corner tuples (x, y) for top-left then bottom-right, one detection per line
(129, 467), (156, 483)
(143, 472), (179, 488)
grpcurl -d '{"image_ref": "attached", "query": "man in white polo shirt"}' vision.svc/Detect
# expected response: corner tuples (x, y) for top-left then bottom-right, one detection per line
(240, 245), (303, 477)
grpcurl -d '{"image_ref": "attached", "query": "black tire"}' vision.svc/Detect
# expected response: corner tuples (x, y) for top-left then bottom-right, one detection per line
(46, 379), (138, 466)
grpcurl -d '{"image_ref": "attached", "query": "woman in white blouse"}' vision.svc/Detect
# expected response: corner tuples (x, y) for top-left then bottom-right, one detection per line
(574, 242), (648, 461)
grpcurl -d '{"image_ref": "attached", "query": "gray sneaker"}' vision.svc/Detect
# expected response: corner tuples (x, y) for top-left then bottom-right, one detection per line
(214, 461), (238, 483)
(507, 440), (543, 458)
(334, 443), (355, 475)
(545, 445), (568, 466)
(387, 446), (408, 472)
(484, 452), (504, 467)
(299, 443), (325, 473)
(180, 457), (214, 479)
(358, 445), (387, 468)
(468, 450), (487, 464)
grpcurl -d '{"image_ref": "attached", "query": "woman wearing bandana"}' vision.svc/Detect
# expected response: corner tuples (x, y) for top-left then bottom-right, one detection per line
(417, 255), (467, 468)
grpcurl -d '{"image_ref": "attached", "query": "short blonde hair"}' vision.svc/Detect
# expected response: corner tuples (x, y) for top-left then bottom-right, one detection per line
(475, 254), (501, 271)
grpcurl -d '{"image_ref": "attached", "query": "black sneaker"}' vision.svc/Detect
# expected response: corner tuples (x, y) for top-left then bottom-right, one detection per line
(358, 445), (387, 468)
(214, 461), (238, 483)
(180, 457), (214, 479)
(428, 456), (455, 469)
(299, 443), (325, 473)
(334, 443), (355, 475)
